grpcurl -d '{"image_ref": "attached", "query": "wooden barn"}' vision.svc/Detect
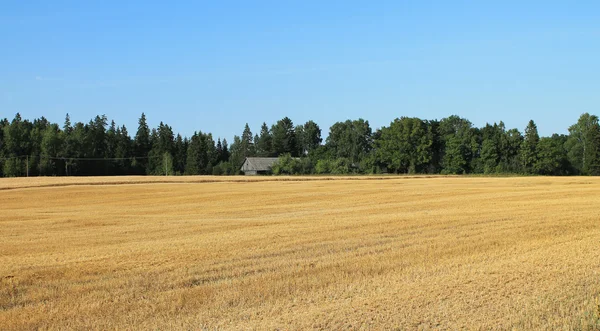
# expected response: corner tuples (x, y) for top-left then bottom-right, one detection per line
(240, 157), (279, 175)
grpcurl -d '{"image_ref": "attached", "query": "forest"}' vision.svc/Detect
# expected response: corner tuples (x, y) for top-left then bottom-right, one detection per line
(0, 112), (598, 177)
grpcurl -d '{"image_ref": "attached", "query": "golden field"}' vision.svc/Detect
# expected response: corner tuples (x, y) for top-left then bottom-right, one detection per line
(1, 176), (600, 330)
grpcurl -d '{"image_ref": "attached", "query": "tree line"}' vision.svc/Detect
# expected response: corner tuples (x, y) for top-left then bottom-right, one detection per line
(0, 112), (599, 177)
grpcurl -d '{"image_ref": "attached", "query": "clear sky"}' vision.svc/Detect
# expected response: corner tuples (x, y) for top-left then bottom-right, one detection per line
(1, 1), (599, 140)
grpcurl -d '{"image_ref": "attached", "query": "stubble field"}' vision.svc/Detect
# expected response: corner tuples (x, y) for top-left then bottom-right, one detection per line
(1, 176), (600, 330)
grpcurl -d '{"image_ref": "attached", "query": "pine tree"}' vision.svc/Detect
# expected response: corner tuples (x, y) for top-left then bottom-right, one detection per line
(133, 113), (151, 174)
(241, 123), (255, 157)
(185, 132), (208, 175)
(520, 120), (540, 174)
(106, 120), (118, 159)
(148, 122), (175, 175)
(114, 125), (132, 174)
(256, 122), (273, 156)
(221, 138), (230, 163)
(174, 134), (187, 175)
(271, 117), (298, 156)
(63, 113), (72, 134)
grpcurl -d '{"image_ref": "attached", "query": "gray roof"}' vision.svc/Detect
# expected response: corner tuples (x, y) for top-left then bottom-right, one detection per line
(241, 157), (280, 171)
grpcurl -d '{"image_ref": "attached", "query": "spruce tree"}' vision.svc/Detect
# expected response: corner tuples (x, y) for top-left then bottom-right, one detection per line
(241, 123), (255, 157)
(133, 113), (151, 174)
(256, 122), (273, 156)
(520, 120), (540, 174)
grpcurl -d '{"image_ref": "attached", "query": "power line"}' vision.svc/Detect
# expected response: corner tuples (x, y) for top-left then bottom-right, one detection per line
(46, 156), (159, 161)
(0, 155), (27, 161)
(0, 155), (161, 161)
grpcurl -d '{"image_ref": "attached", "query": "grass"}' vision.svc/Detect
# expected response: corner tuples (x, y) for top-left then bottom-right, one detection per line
(1, 176), (600, 329)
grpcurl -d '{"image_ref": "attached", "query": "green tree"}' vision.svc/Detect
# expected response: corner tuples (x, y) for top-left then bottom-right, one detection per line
(376, 117), (433, 174)
(66, 122), (88, 175)
(3, 114), (29, 177)
(0, 118), (7, 176)
(271, 117), (298, 156)
(173, 134), (187, 175)
(88, 115), (107, 158)
(520, 120), (540, 174)
(499, 127), (523, 173)
(39, 124), (64, 175)
(326, 119), (372, 167)
(479, 123), (502, 174)
(241, 123), (255, 157)
(535, 134), (573, 175)
(566, 113), (600, 175)
(255, 122), (273, 156)
(297, 120), (322, 156)
(148, 122), (175, 175)
(438, 116), (478, 174)
(133, 113), (151, 174)
(215, 137), (231, 164)
(86, 115), (108, 175)
(103, 120), (119, 175)
(228, 135), (244, 172)
(185, 132), (209, 175)
(29, 117), (50, 175)
(271, 153), (299, 175)
(106, 120), (118, 158)
(204, 133), (218, 174)
(114, 125), (132, 174)
(61, 114), (75, 175)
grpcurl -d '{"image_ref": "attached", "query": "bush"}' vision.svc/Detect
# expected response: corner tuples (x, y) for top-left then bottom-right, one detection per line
(315, 159), (331, 174)
(271, 154), (316, 175)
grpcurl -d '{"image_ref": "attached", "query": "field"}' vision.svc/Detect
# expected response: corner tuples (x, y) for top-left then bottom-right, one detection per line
(2, 176), (600, 329)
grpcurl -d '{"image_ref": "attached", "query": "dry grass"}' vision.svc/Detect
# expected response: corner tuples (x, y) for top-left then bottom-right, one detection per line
(1, 176), (600, 330)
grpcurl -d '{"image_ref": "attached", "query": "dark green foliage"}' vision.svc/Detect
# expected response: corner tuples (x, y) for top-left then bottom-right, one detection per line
(185, 132), (217, 175)
(296, 120), (322, 156)
(438, 116), (478, 174)
(113, 125), (132, 175)
(133, 113), (151, 174)
(479, 123), (502, 174)
(271, 154), (314, 175)
(0, 118), (7, 176)
(147, 122), (175, 175)
(228, 135), (244, 170)
(326, 119), (372, 166)
(534, 135), (572, 175)
(204, 133), (218, 174)
(566, 113), (600, 175)
(0, 112), (595, 177)
(173, 135), (187, 175)
(499, 128), (523, 173)
(241, 123), (255, 158)
(520, 120), (540, 174)
(39, 124), (63, 175)
(375, 117), (433, 174)
(66, 122), (87, 175)
(314, 158), (353, 174)
(219, 138), (230, 163)
(271, 117), (298, 156)
(255, 123), (273, 157)
(3, 114), (30, 177)
(476, 122), (524, 174)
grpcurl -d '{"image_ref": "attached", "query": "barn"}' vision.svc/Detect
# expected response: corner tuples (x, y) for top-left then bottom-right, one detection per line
(240, 157), (279, 175)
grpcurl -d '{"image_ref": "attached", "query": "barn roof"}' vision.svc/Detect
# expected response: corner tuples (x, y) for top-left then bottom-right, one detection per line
(241, 157), (280, 171)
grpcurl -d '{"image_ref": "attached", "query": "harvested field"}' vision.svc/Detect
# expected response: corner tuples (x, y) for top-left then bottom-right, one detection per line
(1, 176), (600, 329)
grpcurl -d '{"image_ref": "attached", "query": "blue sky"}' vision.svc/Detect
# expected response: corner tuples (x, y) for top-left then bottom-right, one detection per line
(1, 1), (599, 140)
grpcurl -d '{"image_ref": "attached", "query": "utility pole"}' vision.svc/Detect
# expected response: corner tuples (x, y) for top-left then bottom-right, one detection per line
(26, 155), (29, 177)
(164, 154), (168, 176)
